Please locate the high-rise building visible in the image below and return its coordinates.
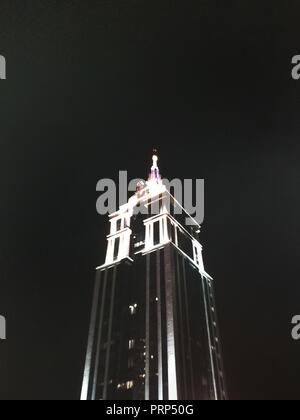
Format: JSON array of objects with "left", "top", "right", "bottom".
[{"left": 81, "top": 153, "right": 227, "bottom": 401}]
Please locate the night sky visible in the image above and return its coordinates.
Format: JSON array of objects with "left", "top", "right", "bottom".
[{"left": 0, "top": 0, "right": 300, "bottom": 400}]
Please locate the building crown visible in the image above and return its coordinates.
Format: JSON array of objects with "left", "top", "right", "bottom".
[{"left": 100, "top": 152, "right": 205, "bottom": 276}]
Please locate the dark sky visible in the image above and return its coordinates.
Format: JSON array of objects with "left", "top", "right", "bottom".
[{"left": 0, "top": 0, "right": 300, "bottom": 400}]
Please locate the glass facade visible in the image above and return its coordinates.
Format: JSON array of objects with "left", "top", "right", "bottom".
[{"left": 81, "top": 243, "right": 226, "bottom": 400}]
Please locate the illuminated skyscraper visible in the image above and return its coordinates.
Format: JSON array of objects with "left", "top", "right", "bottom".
[{"left": 81, "top": 153, "right": 227, "bottom": 401}]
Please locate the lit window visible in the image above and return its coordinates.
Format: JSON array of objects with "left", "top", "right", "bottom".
[
  {"left": 117, "top": 381, "right": 134, "bottom": 390},
  {"left": 153, "top": 221, "right": 160, "bottom": 246},
  {"left": 134, "top": 241, "right": 145, "bottom": 249},
  {"left": 194, "top": 247, "right": 199, "bottom": 265},
  {"left": 126, "top": 381, "right": 134, "bottom": 390},
  {"left": 129, "top": 304, "right": 138, "bottom": 315},
  {"left": 116, "top": 219, "right": 122, "bottom": 231},
  {"left": 129, "top": 340, "right": 135, "bottom": 350},
  {"left": 128, "top": 357, "right": 134, "bottom": 368},
  {"left": 113, "top": 237, "right": 120, "bottom": 261}
]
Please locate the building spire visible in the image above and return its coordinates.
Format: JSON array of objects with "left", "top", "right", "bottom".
[{"left": 149, "top": 149, "right": 161, "bottom": 184}]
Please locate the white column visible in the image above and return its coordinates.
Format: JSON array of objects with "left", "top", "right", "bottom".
[
  {"left": 145, "top": 223, "right": 153, "bottom": 250},
  {"left": 118, "top": 235, "right": 124, "bottom": 260},
  {"left": 105, "top": 239, "right": 114, "bottom": 264},
  {"left": 159, "top": 218, "right": 164, "bottom": 244},
  {"left": 174, "top": 225, "right": 178, "bottom": 246}
]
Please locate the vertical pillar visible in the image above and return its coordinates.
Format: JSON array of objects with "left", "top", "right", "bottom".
[
  {"left": 156, "top": 250, "right": 163, "bottom": 400},
  {"left": 80, "top": 270, "right": 102, "bottom": 401},
  {"left": 106, "top": 239, "right": 114, "bottom": 264},
  {"left": 145, "top": 254, "right": 150, "bottom": 400},
  {"left": 103, "top": 268, "right": 117, "bottom": 400},
  {"left": 164, "top": 245, "right": 178, "bottom": 400},
  {"left": 201, "top": 275, "right": 218, "bottom": 400},
  {"left": 91, "top": 270, "right": 108, "bottom": 400}
]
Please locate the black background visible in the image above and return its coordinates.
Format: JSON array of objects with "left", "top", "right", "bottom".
[{"left": 0, "top": 0, "right": 300, "bottom": 400}]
